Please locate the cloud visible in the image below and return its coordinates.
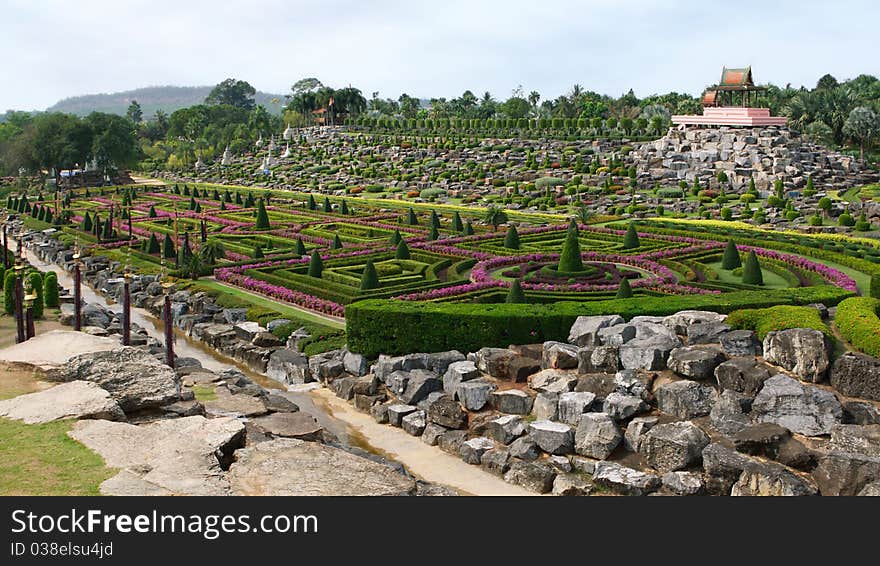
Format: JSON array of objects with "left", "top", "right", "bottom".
[{"left": 0, "top": 0, "right": 877, "bottom": 111}]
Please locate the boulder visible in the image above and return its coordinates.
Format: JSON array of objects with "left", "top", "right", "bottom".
[
  {"left": 577, "top": 345, "right": 620, "bottom": 374},
  {"left": 568, "top": 315, "right": 625, "bottom": 346},
  {"left": 401, "top": 410, "right": 427, "bottom": 436},
  {"left": 342, "top": 351, "right": 368, "bottom": 376},
  {"left": 529, "top": 420, "right": 574, "bottom": 455},
  {"left": 624, "top": 416, "right": 659, "bottom": 452},
  {"left": 455, "top": 379, "right": 495, "bottom": 411},
  {"left": 719, "top": 329, "right": 762, "bottom": 357},
  {"left": 387, "top": 404, "right": 418, "bottom": 427},
  {"left": 843, "top": 401, "right": 880, "bottom": 425},
  {"left": 592, "top": 461, "right": 661, "bottom": 496},
  {"left": 542, "top": 341, "right": 579, "bottom": 369},
  {"left": 557, "top": 391, "right": 596, "bottom": 425},
  {"left": 529, "top": 369, "right": 577, "bottom": 394},
  {"left": 398, "top": 369, "right": 442, "bottom": 405},
  {"left": 531, "top": 392, "right": 559, "bottom": 421},
  {"left": 858, "top": 482, "right": 880, "bottom": 496},
  {"left": 830, "top": 353, "right": 880, "bottom": 401},
  {"left": 574, "top": 413, "right": 622, "bottom": 459},
  {"left": 266, "top": 349, "right": 310, "bottom": 385},
  {"left": 731, "top": 462, "right": 818, "bottom": 496},
  {"left": 830, "top": 424, "right": 880, "bottom": 457},
  {"left": 233, "top": 321, "right": 263, "bottom": 342},
  {"left": 687, "top": 322, "right": 731, "bottom": 345},
  {"left": 263, "top": 394, "right": 299, "bottom": 413},
  {"left": 490, "top": 389, "right": 534, "bottom": 415},
  {"left": 602, "top": 392, "right": 647, "bottom": 421},
  {"left": 667, "top": 346, "right": 726, "bottom": 380},
  {"left": 473, "top": 348, "right": 517, "bottom": 379},
  {"left": 575, "top": 373, "right": 617, "bottom": 400},
  {"left": 732, "top": 423, "right": 791, "bottom": 456},
  {"left": 663, "top": 310, "right": 726, "bottom": 335},
  {"left": 714, "top": 357, "right": 771, "bottom": 397},
  {"left": 751, "top": 374, "right": 842, "bottom": 436},
  {"left": 427, "top": 396, "right": 468, "bottom": 429},
  {"left": 0, "top": 381, "right": 125, "bottom": 424},
  {"left": 480, "top": 448, "right": 511, "bottom": 476},
  {"left": 613, "top": 369, "right": 653, "bottom": 401},
  {"left": 655, "top": 380, "right": 717, "bottom": 419},
  {"left": 505, "top": 357, "right": 542, "bottom": 383},
  {"left": 702, "top": 442, "right": 754, "bottom": 495},
  {"left": 436, "top": 430, "right": 469, "bottom": 455},
  {"left": 460, "top": 437, "right": 495, "bottom": 464},
  {"left": 710, "top": 390, "right": 752, "bottom": 435},
  {"left": 204, "top": 387, "right": 269, "bottom": 418},
  {"left": 252, "top": 331, "right": 282, "bottom": 348},
  {"left": 52, "top": 347, "right": 180, "bottom": 412},
  {"left": 662, "top": 471, "right": 705, "bottom": 496},
  {"left": 251, "top": 412, "right": 323, "bottom": 441},
  {"left": 762, "top": 328, "right": 829, "bottom": 383},
  {"left": 508, "top": 436, "right": 540, "bottom": 461},
  {"left": 483, "top": 415, "right": 527, "bottom": 445},
  {"left": 640, "top": 421, "right": 710, "bottom": 473},
  {"left": 442, "top": 360, "right": 480, "bottom": 394},
  {"left": 503, "top": 460, "right": 556, "bottom": 493},
  {"left": 370, "top": 403, "right": 389, "bottom": 424},
  {"left": 421, "top": 423, "right": 446, "bottom": 446},
  {"left": 812, "top": 451, "right": 880, "bottom": 496},
  {"left": 597, "top": 324, "right": 636, "bottom": 346},
  {"left": 618, "top": 327, "right": 681, "bottom": 371},
  {"left": 553, "top": 473, "right": 592, "bottom": 496}
]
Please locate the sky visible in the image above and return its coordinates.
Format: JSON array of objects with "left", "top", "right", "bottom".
[{"left": 1, "top": 0, "right": 877, "bottom": 112}]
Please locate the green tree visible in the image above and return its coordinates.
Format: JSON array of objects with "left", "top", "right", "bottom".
[
  {"left": 253, "top": 243, "right": 264, "bottom": 258},
  {"left": 43, "top": 271, "right": 59, "bottom": 308},
  {"left": 615, "top": 277, "right": 633, "bottom": 299},
  {"left": 4, "top": 270, "right": 15, "bottom": 315},
  {"left": 430, "top": 209, "right": 440, "bottom": 229},
  {"left": 503, "top": 224, "right": 520, "bottom": 249},
  {"left": 296, "top": 237, "right": 307, "bottom": 256},
  {"left": 818, "top": 196, "right": 832, "bottom": 216},
  {"left": 341, "top": 200, "right": 350, "bottom": 215},
  {"left": 331, "top": 234, "right": 343, "bottom": 249},
  {"left": 843, "top": 106, "right": 879, "bottom": 164},
  {"left": 308, "top": 250, "right": 323, "bottom": 277},
  {"left": 359, "top": 260, "right": 379, "bottom": 290},
  {"left": 102, "top": 216, "right": 114, "bottom": 240},
  {"left": 81, "top": 212, "right": 93, "bottom": 232},
  {"left": 26, "top": 271, "right": 44, "bottom": 319},
  {"left": 395, "top": 239, "right": 411, "bottom": 260},
  {"left": 505, "top": 279, "right": 527, "bottom": 303},
  {"left": 407, "top": 208, "right": 419, "bottom": 225},
  {"left": 205, "top": 78, "right": 257, "bottom": 110},
  {"left": 622, "top": 222, "right": 640, "bottom": 249},
  {"left": 323, "top": 197, "right": 332, "bottom": 213},
  {"left": 255, "top": 198, "right": 271, "bottom": 230},
  {"left": 148, "top": 205, "right": 157, "bottom": 217},
  {"left": 389, "top": 229, "right": 402, "bottom": 245},
  {"left": 427, "top": 225, "right": 439, "bottom": 241},
  {"left": 721, "top": 240, "right": 742, "bottom": 270},
  {"left": 483, "top": 205, "right": 508, "bottom": 230},
  {"left": 126, "top": 100, "right": 143, "bottom": 123},
  {"left": 558, "top": 221, "right": 583, "bottom": 272},
  {"left": 162, "top": 234, "right": 176, "bottom": 259},
  {"left": 742, "top": 251, "right": 764, "bottom": 285},
  {"left": 147, "top": 233, "right": 161, "bottom": 254},
  {"left": 307, "top": 194, "right": 317, "bottom": 210},
  {"left": 199, "top": 239, "right": 226, "bottom": 265},
  {"left": 464, "top": 221, "right": 474, "bottom": 236},
  {"left": 855, "top": 213, "right": 871, "bottom": 231},
  {"left": 451, "top": 211, "right": 463, "bottom": 232}
]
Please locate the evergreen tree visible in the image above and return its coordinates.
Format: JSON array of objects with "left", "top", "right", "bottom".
[
  {"left": 616, "top": 277, "right": 633, "bottom": 299},
  {"left": 245, "top": 192, "right": 255, "bottom": 208},
  {"left": 44, "top": 209, "right": 53, "bottom": 224},
  {"left": 407, "top": 207, "right": 419, "bottom": 225},
  {"left": 430, "top": 209, "right": 440, "bottom": 229},
  {"left": 253, "top": 244, "right": 264, "bottom": 259},
  {"left": 148, "top": 205, "right": 157, "bottom": 217},
  {"left": 308, "top": 194, "right": 316, "bottom": 210},
  {"left": 255, "top": 198, "right": 271, "bottom": 230},
  {"left": 428, "top": 225, "right": 439, "bottom": 241},
  {"left": 43, "top": 271, "right": 59, "bottom": 308},
  {"left": 503, "top": 225, "right": 520, "bottom": 249},
  {"left": 332, "top": 234, "right": 343, "bottom": 249},
  {"left": 3, "top": 270, "right": 15, "bottom": 315},
  {"left": 341, "top": 200, "right": 350, "bottom": 215},
  {"left": 162, "top": 234, "right": 176, "bottom": 259},
  {"left": 721, "top": 239, "right": 742, "bottom": 270},
  {"left": 452, "top": 211, "right": 464, "bottom": 232},
  {"left": 189, "top": 196, "right": 196, "bottom": 210},
  {"left": 220, "top": 201, "right": 227, "bottom": 210},
  {"left": 147, "top": 233, "right": 160, "bottom": 254},
  {"left": 742, "top": 251, "right": 764, "bottom": 285},
  {"left": 194, "top": 202, "right": 202, "bottom": 213},
  {"left": 505, "top": 279, "right": 527, "bottom": 303},
  {"left": 395, "top": 238, "right": 411, "bottom": 260},
  {"left": 102, "top": 216, "right": 114, "bottom": 240},
  {"left": 464, "top": 221, "right": 474, "bottom": 236},
  {"left": 82, "top": 212, "right": 93, "bottom": 232},
  {"left": 389, "top": 229, "right": 402, "bottom": 245},
  {"left": 622, "top": 222, "right": 640, "bottom": 249},
  {"left": 235, "top": 192, "right": 243, "bottom": 205},
  {"left": 558, "top": 221, "right": 584, "bottom": 272},
  {"left": 296, "top": 237, "right": 307, "bottom": 256},
  {"left": 323, "top": 197, "right": 332, "bottom": 213},
  {"left": 359, "top": 260, "right": 379, "bottom": 290},
  {"left": 308, "top": 250, "right": 323, "bottom": 278}
]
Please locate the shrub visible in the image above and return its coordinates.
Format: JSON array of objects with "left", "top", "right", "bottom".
[
  {"left": 360, "top": 260, "right": 380, "bottom": 291},
  {"left": 503, "top": 225, "right": 520, "bottom": 250},
  {"left": 742, "top": 251, "right": 763, "bottom": 285},
  {"left": 855, "top": 213, "right": 871, "bottom": 231},
  {"left": 835, "top": 297, "right": 880, "bottom": 357},
  {"left": 622, "top": 222, "right": 640, "bottom": 249},
  {"left": 721, "top": 240, "right": 742, "bottom": 270},
  {"left": 395, "top": 239, "right": 411, "bottom": 260},
  {"left": 615, "top": 277, "right": 633, "bottom": 299},
  {"left": 727, "top": 305, "right": 829, "bottom": 339},
  {"left": 838, "top": 213, "right": 855, "bottom": 227},
  {"left": 4, "top": 270, "right": 15, "bottom": 315},
  {"left": 505, "top": 279, "right": 526, "bottom": 303},
  {"left": 558, "top": 222, "right": 583, "bottom": 272},
  {"left": 308, "top": 251, "right": 323, "bottom": 278},
  {"left": 26, "top": 271, "right": 44, "bottom": 319},
  {"left": 43, "top": 271, "right": 59, "bottom": 308}
]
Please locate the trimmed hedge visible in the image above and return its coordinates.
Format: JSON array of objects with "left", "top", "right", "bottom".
[
  {"left": 835, "top": 297, "right": 880, "bottom": 358},
  {"left": 346, "top": 285, "right": 853, "bottom": 358},
  {"left": 727, "top": 305, "right": 829, "bottom": 339}
]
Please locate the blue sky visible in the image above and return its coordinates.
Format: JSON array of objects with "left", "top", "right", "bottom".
[{"left": 1, "top": 0, "right": 877, "bottom": 112}]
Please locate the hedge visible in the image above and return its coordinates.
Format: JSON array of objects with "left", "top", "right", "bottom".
[
  {"left": 834, "top": 297, "right": 880, "bottom": 358},
  {"left": 346, "top": 285, "right": 853, "bottom": 358},
  {"left": 727, "top": 305, "right": 830, "bottom": 339}
]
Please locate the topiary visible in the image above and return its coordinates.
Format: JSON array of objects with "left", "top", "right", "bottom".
[
  {"left": 296, "top": 237, "right": 307, "bottom": 256},
  {"left": 742, "top": 251, "right": 764, "bottom": 285},
  {"left": 615, "top": 277, "right": 633, "bottom": 299},
  {"left": 3, "top": 270, "right": 15, "bottom": 315},
  {"left": 255, "top": 198, "right": 271, "bottom": 230},
  {"left": 721, "top": 239, "right": 742, "bottom": 270},
  {"left": 43, "top": 271, "right": 59, "bottom": 308},
  {"left": 308, "top": 250, "right": 323, "bottom": 278},
  {"left": 503, "top": 225, "right": 520, "bottom": 250},
  {"left": 505, "top": 279, "right": 527, "bottom": 303},
  {"left": 622, "top": 222, "right": 640, "bottom": 249},
  {"left": 27, "top": 271, "right": 44, "bottom": 319},
  {"left": 360, "top": 260, "right": 380, "bottom": 291},
  {"left": 558, "top": 221, "right": 584, "bottom": 272},
  {"left": 395, "top": 239, "right": 411, "bottom": 260}
]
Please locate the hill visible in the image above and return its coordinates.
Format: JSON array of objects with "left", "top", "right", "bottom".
[{"left": 45, "top": 85, "right": 287, "bottom": 117}]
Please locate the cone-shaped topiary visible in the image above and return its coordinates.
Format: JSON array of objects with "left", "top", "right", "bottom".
[
  {"left": 360, "top": 260, "right": 379, "bottom": 290},
  {"left": 505, "top": 279, "right": 527, "bottom": 303},
  {"left": 395, "top": 238, "right": 411, "bottom": 260},
  {"left": 102, "top": 216, "right": 113, "bottom": 240},
  {"left": 622, "top": 222, "right": 640, "bottom": 249},
  {"left": 341, "top": 200, "right": 349, "bottom": 215},
  {"left": 308, "top": 250, "right": 323, "bottom": 278},
  {"left": 742, "top": 251, "right": 763, "bottom": 285},
  {"left": 427, "top": 225, "right": 439, "bottom": 241},
  {"left": 721, "top": 239, "right": 742, "bottom": 270},
  {"left": 255, "top": 198, "right": 271, "bottom": 230},
  {"left": 163, "top": 234, "right": 176, "bottom": 259},
  {"left": 323, "top": 197, "right": 332, "bottom": 213},
  {"left": 430, "top": 210, "right": 440, "bottom": 228},
  {"left": 245, "top": 193, "right": 255, "bottom": 208},
  {"left": 615, "top": 277, "right": 633, "bottom": 299},
  {"left": 147, "top": 233, "right": 160, "bottom": 254},
  {"left": 407, "top": 208, "right": 418, "bottom": 225},
  {"left": 558, "top": 221, "right": 583, "bottom": 273},
  {"left": 389, "top": 229, "right": 402, "bottom": 245},
  {"left": 332, "top": 234, "right": 343, "bottom": 249},
  {"left": 4, "top": 270, "right": 15, "bottom": 315},
  {"left": 452, "top": 211, "right": 463, "bottom": 232},
  {"left": 82, "top": 212, "right": 92, "bottom": 232},
  {"left": 307, "top": 194, "right": 316, "bottom": 210},
  {"left": 503, "top": 225, "right": 520, "bottom": 249},
  {"left": 464, "top": 221, "right": 474, "bottom": 236},
  {"left": 253, "top": 244, "right": 264, "bottom": 259},
  {"left": 296, "top": 237, "right": 307, "bottom": 256}
]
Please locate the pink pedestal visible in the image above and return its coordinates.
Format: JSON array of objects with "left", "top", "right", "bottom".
[{"left": 672, "top": 107, "right": 788, "bottom": 127}]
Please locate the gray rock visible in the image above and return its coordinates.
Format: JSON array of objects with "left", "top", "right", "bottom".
[
  {"left": 624, "top": 416, "right": 659, "bottom": 452},
  {"left": 812, "top": 451, "right": 880, "bottom": 496},
  {"left": 264, "top": 394, "right": 299, "bottom": 413},
  {"left": 553, "top": 473, "right": 592, "bottom": 496},
  {"left": 592, "top": 461, "right": 661, "bottom": 496},
  {"left": 490, "top": 389, "right": 534, "bottom": 415},
  {"left": 370, "top": 403, "right": 389, "bottom": 424},
  {"left": 844, "top": 401, "right": 880, "bottom": 425},
  {"left": 558, "top": 391, "right": 597, "bottom": 425},
  {"left": 598, "top": 324, "right": 636, "bottom": 346},
  {"left": 640, "top": 421, "right": 710, "bottom": 473},
  {"left": 437, "top": 430, "right": 469, "bottom": 455},
  {"left": 427, "top": 396, "right": 468, "bottom": 429},
  {"left": 480, "top": 448, "right": 511, "bottom": 476},
  {"left": 732, "top": 422, "right": 791, "bottom": 455},
  {"left": 542, "top": 341, "right": 579, "bottom": 369},
  {"left": 751, "top": 374, "right": 842, "bottom": 436},
  {"left": 233, "top": 321, "right": 263, "bottom": 342},
  {"left": 425, "top": 350, "right": 467, "bottom": 375},
  {"left": 266, "top": 349, "right": 311, "bottom": 385},
  {"left": 602, "top": 392, "right": 647, "bottom": 421},
  {"left": 858, "top": 482, "right": 880, "bottom": 496},
  {"left": 265, "top": 319, "right": 292, "bottom": 332},
  {"left": 531, "top": 392, "right": 559, "bottom": 421},
  {"left": 421, "top": 423, "right": 447, "bottom": 446},
  {"left": 830, "top": 424, "right": 880, "bottom": 457},
  {"left": 613, "top": 369, "right": 653, "bottom": 400},
  {"left": 251, "top": 412, "right": 323, "bottom": 441},
  {"left": 574, "top": 413, "right": 622, "bottom": 459},
  {"left": 667, "top": 346, "right": 726, "bottom": 380},
  {"left": 731, "top": 461, "right": 818, "bottom": 496},
  {"left": 568, "top": 315, "right": 625, "bottom": 346},
  {"left": 473, "top": 348, "right": 518, "bottom": 380},
  {"left": 504, "top": 460, "right": 556, "bottom": 493},
  {"left": 386, "top": 404, "right": 418, "bottom": 427},
  {"left": 529, "top": 369, "right": 578, "bottom": 394},
  {"left": 401, "top": 410, "right": 427, "bottom": 436},
  {"left": 710, "top": 390, "right": 752, "bottom": 435},
  {"left": 342, "top": 351, "right": 368, "bottom": 376},
  {"left": 529, "top": 420, "right": 574, "bottom": 455},
  {"left": 442, "top": 360, "right": 480, "bottom": 394},
  {"left": 398, "top": 369, "right": 442, "bottom": 405},
  {"left": 762, "top": 328, "right": 829, "bottom": 383},
  {"left": 483, "top": 415, "right": 526, "bottom": 445},
  {"left": 687, "top": 321, "right": 731, "bottom": 345},
  {"left": 663, "top": 310, "right": 726, "bottom": 335},
  {"left": 577, "top": 345, "right": 620, "bottom": 373},
  {"left": 0, "top": 381, "right": 125, "bottom": 424},
  {"left": 509, "top": 436, "right": 540, "bottom": 461},
  {"left": 702, "top": 442, "right": 754, "bottom": 495},
  {"left": 455, "top": 379, "right": 495, "bottom": 411},
  {"left": 714, "top": 357, "right": 771, "bottom": 397},
  {"left": 570, "top": 456, "right": 599, "bottom": 475},
  {"left": 662, "top": 471, "right": 705, "bottom": 495},
  {"left": 460, "top": 437, "right": 495, "bottom": 464},
  {"left": 252, "top": 331, "right": 282, "bottom": 348},
  {"left": 618, "top": 327, "right": 681, "bottom": 371},
  {"left": 655, "top": 380, "right": 717, "bottom": 419},
  {"left": 830, "top": 353, "right": 880, "bottom": 401},
  {"left": 548, "top": 455, "right": 572, "bottom": 473},
  {"left": 719, "top": 329, "right": 762, "bottom": 357}
]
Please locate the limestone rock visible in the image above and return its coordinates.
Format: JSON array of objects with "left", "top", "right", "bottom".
[
  {"left": 710, "top": 390, "right": 752, "bottom": 435},
  {"left": 624, "top": 416, "right": 658, "bottom": 452},
  {"left": 592, "top": 461, "right": 661, "bottom": 496},
  {"left": 504, "top": 460, "right": 556, "bottom": 493},
  {"left": 387, "top": 404, "right": 418, "bottom": 426},
  {"left": 480, "top": 448, "right": 511, "bottom": 476},
  {"left": 442, "top": 360, "right": 480, "bottom": 394},
  {"left": 714, "top": 357, "right": 771, "bottom": 397},
  {"left": 830, "top": 424, "right": 880, "bottom": 457},
  {"left": 490, "top": 389, "right": 534, "bottom": 415},
  {"left": 655, "top": 380, "right": 717, "bottom": 419},
  {"left": 531, "top": 392, "right": 559, "bottom": 421},
  {"left": 0, "top": 381, "right": 124, "bottom": 424},
  {"left": 812, "top": 451, "right": 880, "bottom": 496},
  {"left": 602, "top": 392, "right": 647, "bottom": 421},
  {"left": 557, "top": 391, "right": 596, "bottom": 425},
  {"left": 483, "top": 414, "right": 527, "bottom": 445},
  {"left": 830, "top": 353, "right": 880, "bottom": 401},
  {"left": 251, "top": 412, "right": 323, "bottom": 441},
  {"left": 427, "top": 396, "right": 468, "bottom": 429},
  {"left": 460, "top": 437, "right": 495, "bottom": 464},
  {"left": 640, "top": 421, "right": 710, "bottom": 473},
  {"left": 568, "top": 315, "right": 624, "bottom": 346},
  {"left": 667, "top": 346, "right": 725, "bottom": 380},
  {"left": 751, "top": 374, "right": 842, "bottom": 436},
  {"left": 574, "top": 413, "right": 622, "bottom": 459},
  {"left": 508, "top": 436, "right": 540, "bottom": 461},
  {"left": 529, "top": 420, "right": 574, "bottom": 455},
  {"left": 266, "top": 349, "right": 310, "bottom": 384},
  {"left": 529, "top": 369, "right": 577, "bottom": 394},
  {"left": 762, "top": 328, "right": 829, "bottom": 383},
  {"left": 553, "top": 473, "right": 592, "bottom": 496},
  {"left": 719, "top": 329, "right": 762, "bottom": 357},
  {"left": 401, "top": 410, "right": 427, "bottom": 436},
  {"left": 542, "top": 341, "right": 579, "bottom": 369},
  {"left": 455, "top": 379, "right": 495, "bottom": 411},
  {"left": 662, "top": 471, "right": 705, "bottom": 496}
]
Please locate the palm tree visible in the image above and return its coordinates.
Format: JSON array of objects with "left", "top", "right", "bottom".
[
  {"left": 483, "top": 205, "right": 508, "bottom": 230},
  {"left": 199, "top": 239, "right": 226, "bottom": 265},
  {"left": 574, "top": 205, "right": 594, "bottom": 225}
]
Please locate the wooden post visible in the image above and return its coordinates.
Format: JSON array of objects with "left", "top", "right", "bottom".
[
  {"left": 73, "top": 261, "right": 82, "bottom": 331},
  {"left": 25, "top": 306, "right": 34, "bottom": 340},
  {"left": 122, "top": 274, "right": 131, "bottom": 346},
  {"left": 163, "top": 293, "right": 174, "bottom": 368},
  {"left": 14, "top": 264, "right": 25, "bottom": 343}
]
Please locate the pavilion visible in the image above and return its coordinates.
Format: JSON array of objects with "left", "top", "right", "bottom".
[{"left": 672, "top": 66, "right": 787, "bottom": 127}]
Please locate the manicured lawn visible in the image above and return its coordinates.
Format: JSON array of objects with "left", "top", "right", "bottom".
[{"left": 707, "top": 261, "right": 791, "bottom": 289}]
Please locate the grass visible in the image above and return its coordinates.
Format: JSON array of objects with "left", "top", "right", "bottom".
[
  {"left": 707, "top": 261, "right": 791, "bottom": 289},
  {"left": 191, "top": 384, "right": 217, "bottom": 401}
]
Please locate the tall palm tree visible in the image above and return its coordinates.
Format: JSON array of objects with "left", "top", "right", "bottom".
[
  {"left": 483, "top": 205, "right": 508, "bottom": 230},
  {"left": 199, "top": 239, "right": 226, "bottom": 265}
]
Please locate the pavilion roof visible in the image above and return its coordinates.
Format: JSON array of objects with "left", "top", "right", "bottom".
[{"left": 714, "top": 66, "right": 764, "bottom": 91}]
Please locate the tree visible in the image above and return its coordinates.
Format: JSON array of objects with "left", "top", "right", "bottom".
[
  {"left": 843, "top": 106, "right": 879, "bottom": 164},
  {"left": 430, "top": 209, "right": 440, "bottom": 229},
  {"left": 558, "top": 221, "right": 584, "bottom": 272},
  {"left": 742, "top": 251, "right": 764, "bottom": 285},
  {"left": 427, "top": 225, "right": 439, "bottom": 241},
  {"left": 341, "top": 200, "right": 350, "bottom": 215},
  {"left": 199, "top": 239, "right": 226, "bottom": 265},
  {"left": 483, "top": 205, "right": 508, "bottom": 230},
  {"left": 323, "top": 197, "right": 332, "bottom": 213},
  {"left": 308, "top": 194, "right": 317, "bottom": 210},
  {"left": 503, "top": 225, "right": 520, "bottom": 249},
  {"left": 721, "top": 240, "right": 742, "bottom": 270},
  {"left": 818, "top": 196, "right": 832, "bottom": 216},
  {"left": 451, "top": 211, "right": 464, "bottom": 232},
  {"left": 464, "top": 221, "right": 475, "bottom": 236},
  {"left": 102, "top": 215, "right": 114, "bottom": 239},
  {"left": 253, "top": 244, "right": 264, "bottom": 258},
  {"left": 855, "top": 213, "right": 872, "bottom": 231},
  {"left": 407, "top": 208, "right": 418, "bottom": 225},
  {"left": 87, "top": 112, "right": 139, "bottom": 171},
  {"left": 148, "top": 205, "right": 157, "bottom": 217},
  {"left": 332, "top": 234, "right": 343, "bottom": 249},
  {"left": 360, "top": 260, "right": 379, "bottom": 290},
  {"left": 162, "top": 234, "right": 176, "bottom": 259},
  {"left": 43, "top": 271, "right": 59, "bottom": 308},
  {"left": 615, "top": 277, "right": 633, "bottom": 299},
  {"left": 505, "top": 279, "right": 527, "bottom": 303},
  {"left": 4, "top": 270, "right": 15, "bottom": 315},
  {"left": 308, "top": 250, "right": 323, "bottom": 277},
  {"left": 255, "top": 198, "right": 271, "bottom": 230},
  {"left": 126, "top": 100, "right": 143, "bottom": 124},
  {"left": 26, "top": 271, "right": 44, "bottom": 319},
  {"left": 205, "top": 78, "right": 256, "bottom": 110},
  {"left": 146, "top": 233, "right": 160, "bottom": 254},
  {"left": 395, "top": 239, "right": 411, "bottom": 260},
  {"left": 295, "top": 238, "right": 307, "bottom": 256},
  {"left": 622, "top": 222, "right": 640, "bottom": 249},
  {"left": 389, "top": 229, "right": 402, "bottom": 245}
]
